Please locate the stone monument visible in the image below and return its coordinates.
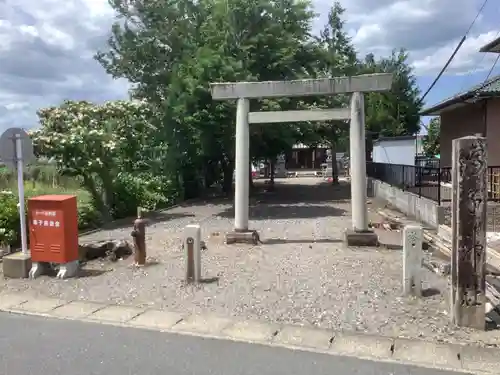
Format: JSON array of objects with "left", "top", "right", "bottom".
[
  {"left": 274, "top": 154, "right": 287, "bottom": 178},
  {"left": 450, "top": 136, "right": 487, "bottom": 330}
]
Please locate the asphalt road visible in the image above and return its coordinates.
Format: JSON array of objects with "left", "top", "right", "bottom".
[{"left": 0, "top": 312, "right": 469, "bottom": 375}]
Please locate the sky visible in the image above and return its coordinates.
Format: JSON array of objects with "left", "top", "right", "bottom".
[{"left": 0, "top": 0, "right": 499, "bottom": 133}]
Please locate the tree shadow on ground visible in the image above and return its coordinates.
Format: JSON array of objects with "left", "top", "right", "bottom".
[
  {"left": 81, "top": 212, "right": 195, "bottom": 234},
  {"left": 422, "top": 287, "right": 440, "bottom": 298},
  {"left": 486, "top": 305, "right": 500, "bottom": 331},
  {"left": 143, "top": 212, "right": 196, "bottom": 225},
  {"left": 262, "top": 238, "right": 343, "bottom": 245},
  {"left": 378, "top": 242, "right": 403, "bottom": 250},
  {"left": 253, "top": 180, "right": 352, "bottom": 204},
  {"left": 216, "top": 204, "right": 346, "bottom": 220},
  {"left": 78, "top": 268, "right": 109, "bottom": 278}
]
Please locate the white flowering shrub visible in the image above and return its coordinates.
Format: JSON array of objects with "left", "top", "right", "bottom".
[
  {"left": 33, "top": 100, "right": 155, "bottom": 173},
  {"left": 32, "top": 100, "right": 176, "bottom": 221}
]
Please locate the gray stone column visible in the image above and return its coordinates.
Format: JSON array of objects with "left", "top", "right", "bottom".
[
  {"left": 349, "top": 92, "right": 368, "bottom": 231},
  {"left": 324, "top": 149, "right": 333, "bottom": 179},
  {"left": 234, "top": 98, "right": 250, "bottom": 231},
  {"left": 274, "top": 154, "right": 287, "bottom": 178},
  {"left": 225, "top": 98, "right": 260, "bottom": 245},
  {"left": 344, "top": 92, "right": 378, "bottom": 246},
  {"left": 450, "top": 136, "right": 487, "bottom": 330}
]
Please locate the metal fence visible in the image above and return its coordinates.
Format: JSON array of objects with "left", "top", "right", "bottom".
[
  {"left": 367, "top": 162, "right": 500, "bottom": 204},
  {"left": 367, "top": 162, "right": 445, "bottom": 203},
  {"left": 368, "top": 162, "right": 500, "bottom": 233},
  {"left": 415, "top": 156, "right": 440, "bottom": 169},
  {"left": 437, "top": 166, "right": 500, "bottom": 203}
]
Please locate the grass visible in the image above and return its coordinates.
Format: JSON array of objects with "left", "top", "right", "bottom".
[
  {"left": 12, "top": 185, "right": 92, "bottom": 215},
  {"left": 0, "top": 163, "right": 87, "bottom": 199},
  {"left": 0, "top": 177, "right": 90, "bottom": 204},
  {"left": 0, "top": 164, "right": 95, "bottom": 222}
]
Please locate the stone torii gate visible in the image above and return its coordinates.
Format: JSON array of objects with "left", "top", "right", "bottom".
[
  {"left": 250, "top": 108, "right": 351, "bottom": 179},
  {"left": 210, "top": 73, "right": 393, "bottom": 245}
]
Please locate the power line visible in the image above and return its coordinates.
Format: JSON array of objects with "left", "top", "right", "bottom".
[
  {"left": 484, "top": 54, "right": 500, "bottom": 82},
  {"left": 420, "top": 0, "right": 489, "bottom": 103},
  {"left": 420, "top": 36, "right": 466, "bottom": 103},
  {"left": 458, "top": 29, "right": 500, "bottom": 93},
  {"left": 465, "top": 0, "right": 489, "bottom": 35}
]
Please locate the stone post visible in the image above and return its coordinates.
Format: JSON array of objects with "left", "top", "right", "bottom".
[
  {"left": 450, "top": 136, "right": 487, "bottom": 330},
  {"left": 403, "top": 225, "right": 423, "bottom": 296},
  {"left": 184, "top": 224, "right": 201, "bottom": 283},
  {"left": 344, "top": 92, "right": 378, "bottom": 246},
  {"left": 131, "top": 207, "right": 147, "bottom": 266},
  {"left": 274, "top": 154, "right": 287, "bottom": 178},
  {"left": 324, "top": 149, "right": 333, "bottom": 179}
]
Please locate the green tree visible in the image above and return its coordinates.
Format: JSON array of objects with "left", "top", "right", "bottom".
[
  {"left": 314, "top": 1, "right": 357, "bottom": 152},
  {"left": 422, "top": 117, "right": 440, "bottom": 157},
  {"left": 361, "top": 49, "right": 422, "bottom": 138},
  {"left": 294, "top": 2, "right": 357, "bottom": 178},
  {"left": 96, "top": 0, "right": 322, "bottom": 194}
]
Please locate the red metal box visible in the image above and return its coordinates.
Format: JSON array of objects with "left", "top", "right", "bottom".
[{"left": 28, "top": 195, "right": 79, "bottom": 264}]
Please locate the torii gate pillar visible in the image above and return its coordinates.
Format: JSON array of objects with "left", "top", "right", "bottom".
[
  {"left": 343, "top": 92, "right": 378, "bottom": 246},
  {"left": 210, "top": 74, "right": 392, "bottom": 246}
]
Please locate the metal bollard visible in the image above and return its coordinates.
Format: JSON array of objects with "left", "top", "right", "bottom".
[
  {"left": 131, "top": 207, "right": 147, "bottom": 266},
  {"left": 184, "top": 224, "right": 201, "bottom": 283},
  {"left": 403, "top": 225, "right": 423, "bottom": 296}
]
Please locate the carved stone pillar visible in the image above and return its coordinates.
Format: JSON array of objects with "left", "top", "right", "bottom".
[
  {"left": 451, "top": 136, "right": 487, "bottom": 330},
  {"left": 274, "top": 154, "right": 287, "bottom": 178}
]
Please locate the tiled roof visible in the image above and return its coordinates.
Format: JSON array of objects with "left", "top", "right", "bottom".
[
  {"left": 479, "top": 36, "right": 500, "bottom": 53},
  {"left": 478, "top": 76, "right": 500, "bottom": 93},
  {"left": 420, "top": 74, "right": 500, "bottom": 116}
]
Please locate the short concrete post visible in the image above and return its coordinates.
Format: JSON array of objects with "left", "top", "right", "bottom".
[
  {"left": 184, "top": 224, "right": 201, "bottom": 283},
  {"left": 234, "top": 98, "right": 250, "bottom": 232},
  {"left": 131, "top": 207, "right": 147, "bottom": 266},
  {"left": 403, "top": 225, "right": 423, "bottom": 296},
  {"left": 450, "top": 136, "right": 487, "bottom": 330}
]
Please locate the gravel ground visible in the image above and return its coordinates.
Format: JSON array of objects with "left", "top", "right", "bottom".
[{"left": 2, "top": 178, "right": 500, "bottom": 346}]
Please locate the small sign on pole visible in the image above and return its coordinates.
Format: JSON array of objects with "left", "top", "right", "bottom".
[{"left": 0, "top": 128, "right": 35, "bottom": 255}]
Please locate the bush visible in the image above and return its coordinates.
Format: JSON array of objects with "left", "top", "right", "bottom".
[
  {"left": 111, "top": 172, "right": 179, "bottom": 219},
  {"left": 77, "top": 196, "right": 103, "bottom": 230},
  {"left": 0, "top": 191, "right": 20, "bottom": 247},
  {"left": 0, "top": 187, "right": 100, "bottom": 248},
  {"left": 0, "top": 171, "right": 184, "bottom": 248}
]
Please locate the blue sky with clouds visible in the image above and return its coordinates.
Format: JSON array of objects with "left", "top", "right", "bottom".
[{"left": 0, "top": 0, "right": 499, "bottom": 133}]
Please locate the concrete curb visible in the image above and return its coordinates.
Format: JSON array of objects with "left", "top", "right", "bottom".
[{"left": 0, "top": 293, "right": 497, "bottom": 374}]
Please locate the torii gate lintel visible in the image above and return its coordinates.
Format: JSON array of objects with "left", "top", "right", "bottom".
[{"left": 209, "top": 73, "right": 393, "bottom": 246}]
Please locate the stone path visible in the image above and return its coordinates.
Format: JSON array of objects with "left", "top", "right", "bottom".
[{"left": 1, "top": 178, "right": 500, "bottom": 348}]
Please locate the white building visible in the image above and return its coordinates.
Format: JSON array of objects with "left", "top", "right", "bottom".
[{"left": 372, "top": 135, "right": 423, "bottom": 166}]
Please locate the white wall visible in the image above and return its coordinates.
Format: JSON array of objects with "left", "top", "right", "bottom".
[{"left": 372, "top": 139, "right": 416, "bottom": 165}]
